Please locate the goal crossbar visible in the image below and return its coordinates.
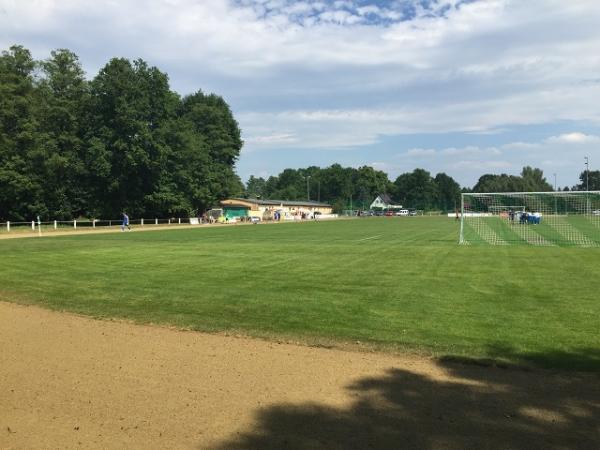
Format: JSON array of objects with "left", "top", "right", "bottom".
[{"left": 465, "top": 191, "right": 600, "bottom": 196}]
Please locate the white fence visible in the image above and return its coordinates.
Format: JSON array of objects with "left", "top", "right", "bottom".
[
  {"left": 0, "top": 217, "right": 193, "bottom": 233},
  {"left": 0, "top": 214, "right": 346, "bottom": 234}
]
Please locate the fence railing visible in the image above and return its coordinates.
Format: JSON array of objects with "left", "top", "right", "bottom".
[{"left": 0, "top": 217, "right": 193, "bottom": 234}]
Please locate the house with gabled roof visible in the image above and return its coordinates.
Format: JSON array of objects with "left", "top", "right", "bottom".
[{"left": 369, "top": 193, "right": 402, "bottom": 210}]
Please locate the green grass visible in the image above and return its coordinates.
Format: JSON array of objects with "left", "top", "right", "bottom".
[
  {"left": 463, "top": 215, "right": 600, "bottom": 246},
  {"left": 1, "top": 217, "right": 599, "bottom": 371}
]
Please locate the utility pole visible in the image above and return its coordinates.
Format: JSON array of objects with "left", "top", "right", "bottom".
[
  {"left": 585, "top": 156, "right": 589, "bottom": 191},
  {"left": 306, "top": 175, "right": 311, "bottom": 201},
  {"left": 553, "top": 173, "right": 557, "bottom": 215},
  {"left": 585, "top": 156, "right": 590, "bottom": 214},
  {"left": 318, "top": 181, "right": 321, "bottom": 203}
]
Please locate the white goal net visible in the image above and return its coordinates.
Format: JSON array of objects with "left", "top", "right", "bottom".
[{"left": 459, "top": 191, "right": 600, "bottom": 246}]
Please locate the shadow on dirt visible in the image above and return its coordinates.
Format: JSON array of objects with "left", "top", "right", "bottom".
[
  {"left": 440, "top": 344, "right": 600, "bottom": 373},
  {"left": 210, "top": 355, "right": 600, "bottom": 450}
]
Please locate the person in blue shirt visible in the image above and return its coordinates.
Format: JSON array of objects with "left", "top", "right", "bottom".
[{"left": 121, "top": 212, "right": 131, "bottom": 231}]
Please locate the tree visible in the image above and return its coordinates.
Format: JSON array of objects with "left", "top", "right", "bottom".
[
  {"left": 0, "top": 45, "right": 44, "bottom": 221},
  {"left": 276, "top": 168, "right": 305, "bottom": 200},
  {"left": 85, "top": 58, "right": 171, "bottom": 216},
  {"left": 353, "top": 165, "right": 392, "bottom": 209},
  {"left": 179, "top": 91, "right": 244, "bottom": 211},
  {"left": 245, "top": 176, "right": 267, "bottom": 198},
  {"left": 37, "top": 49, "right": 89, "bottom": 219},
  {"left": 472, "top": 167, "right": 552, "bottom": 193},
  {"left": 472, "top": 174, "right": 523, "bottom": 193},
  {"left": 393, "top": 169, "right": 437, "bottom": 210},
  {"left": 0, "top": 45, "right": 245, "bottom": 220},
  {"left": 434, "top": 173, "right": 461, "bottom": 211},
  {"left": 520, "top": 166, "right": 552, "bottom": 192},
  {"left": 319, "top": 164, "right": 354, "bottom": 206},
  {"left": 576, "top": 170, "right": 600, "bottom": 191}
]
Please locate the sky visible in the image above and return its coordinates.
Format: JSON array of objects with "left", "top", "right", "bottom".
[{"left": 2, "top": 0, "right": 600, "bottom": 188}]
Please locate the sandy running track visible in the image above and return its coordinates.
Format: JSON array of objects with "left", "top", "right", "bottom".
[{"left": 1, "top": 301, "right": 599, "bottom": 450}]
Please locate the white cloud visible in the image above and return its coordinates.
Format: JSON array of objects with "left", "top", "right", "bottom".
[
  {"left": 501, "top": 142, "right": 541, "bottom": 150},
  {"left": 375, "top": 135, "right": 600, "bottom": 187},
  {"left": 441, "top": 146, "right": 502, "bottom": 157},
  {"left": 244, "top": 132, "right": 297, "bottom": 146},
  {"left": 546, "top": 132, "right": 600, "bottom": 144},
  {"left": 451, "top": 160, "right": 513, "bottom": 170},
  {"left": 3, "top": 0, "right": 600, "bottom": 186},
  {"left": 356, "top": 5, "right": 380, "bottom": 16},
  {"left": 406, "top": 148, "right": 437, "bottom": 157}
]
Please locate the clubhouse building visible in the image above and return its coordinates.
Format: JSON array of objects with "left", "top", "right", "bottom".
[{"left": 220, "top": 198, "right": 333, "bottom": 221}]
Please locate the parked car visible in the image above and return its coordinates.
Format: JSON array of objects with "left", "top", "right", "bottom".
[
  {"left": 395, "top": 209, "right": 409, "bottom": 216},
  {"left": 248, "top": 216, "right": 261, "bottom": 223},
  {"left": 384, "top": 210, "right": 394, "bottom": 216},
  {"left": 593, "top": 210, "right": 600, "bottom": 216},
  {"left": 408, "top": 210, "right": 417, "bottom": 216},
  {"left": 374, "top": 210, "right": 385, "bottom": 216}
]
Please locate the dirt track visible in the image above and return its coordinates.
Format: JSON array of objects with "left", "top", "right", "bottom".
[
  {"left": 0, "top": 224, "right": 215, "bottom": 240},
  {"left": 1, "top": 301, "right": 599, "bottom": 449}
]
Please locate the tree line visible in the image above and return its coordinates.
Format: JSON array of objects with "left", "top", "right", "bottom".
[
  {"left": 245, "top": 165, "right": 462, "bottom": 212},
  {"left": 245, "top": 165, "right": 598, "bottom": 212},
  {"left": 0, "top": 45, "right": 243, "bottom": 221}
]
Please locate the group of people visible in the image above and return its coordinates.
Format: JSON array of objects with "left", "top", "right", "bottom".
[
  {"left": 198, "top": 213, "right": 217, "bottom": 224},
  {"left": 268, "top": 209, "right": 315, "bottom": 221},
  {"left": 508, "top": 209, "right": 542, "bottom": 225}
]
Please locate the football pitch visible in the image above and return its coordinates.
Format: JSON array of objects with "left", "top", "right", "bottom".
[{"left": 1, "top": 217, "right": 599, "bottom": 371}]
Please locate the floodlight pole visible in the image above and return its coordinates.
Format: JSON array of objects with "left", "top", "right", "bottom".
[
  {"left": 306, "top": 175, "right": 310, "bottom": 201},
  {"left": 553, "top": 173, "right": 557, "bottom": 215},
  {"left": 585, "top": 156, "right": 589, "bottom": 191},
  {"left": 585, "top": 156, "right": 590, "bottom": 214},
  {"left": 318, "top": 181, "right": 321, "bottom": 203}
]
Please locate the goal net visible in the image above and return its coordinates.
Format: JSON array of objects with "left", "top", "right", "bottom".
[{"left": 459, "top": 191, "right": 600, "bottom": 246}]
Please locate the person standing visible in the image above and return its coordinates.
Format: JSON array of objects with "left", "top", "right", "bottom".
[{"left": 121, "top": 212, "right": 131, "bottom": 231}]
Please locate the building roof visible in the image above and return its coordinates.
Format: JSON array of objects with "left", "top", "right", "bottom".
[
  {"left": 378, "top": 193, "right": 393, "bottom": 204},
  {"left": 371, "top": 193, "right": 402, "bottom": 208},
  {"left": 221, "top": 198, "right": 331, "bottom": 208}
]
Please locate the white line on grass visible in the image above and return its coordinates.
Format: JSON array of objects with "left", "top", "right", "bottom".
[{"left": 356, "top": 235, "right": 382, "bottom": 242}]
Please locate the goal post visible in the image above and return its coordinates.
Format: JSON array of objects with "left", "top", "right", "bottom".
[{"left": 459, "top": 191, "right": 600, "bottom": 246}]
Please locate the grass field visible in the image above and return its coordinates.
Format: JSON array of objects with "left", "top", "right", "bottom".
[
  {"left": 462, "top": 215, "right": 600, "bottom": 246},
  {"left": 1, "top": 217, "right": 599, "bottom": 371}
]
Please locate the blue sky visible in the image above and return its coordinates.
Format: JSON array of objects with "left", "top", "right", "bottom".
[{"left": 2, "top": 0, "right": 600, "bottom": 188}]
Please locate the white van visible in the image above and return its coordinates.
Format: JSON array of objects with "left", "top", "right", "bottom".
[{"left": 395, "top": 209, "right": 409, "bottom": 216}]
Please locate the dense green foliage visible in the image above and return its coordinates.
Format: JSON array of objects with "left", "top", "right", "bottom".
[
  {"left": 246, "top": 165, "right": 560, "bottom": 212},
  {"left": 576, "top": 169, "right": 600, "bottom": 190},
  {"left": 1, "top": 218, "right": 599, "bottom": 371},
  {"left": 246, "top": 165, "right": 462, "bottom": 211},
  {"left": 472, "top": 166, "right": 553, "bottom": 193},
  {"left": 0, "top": 45, "right": 243, "bottom": 221}
]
